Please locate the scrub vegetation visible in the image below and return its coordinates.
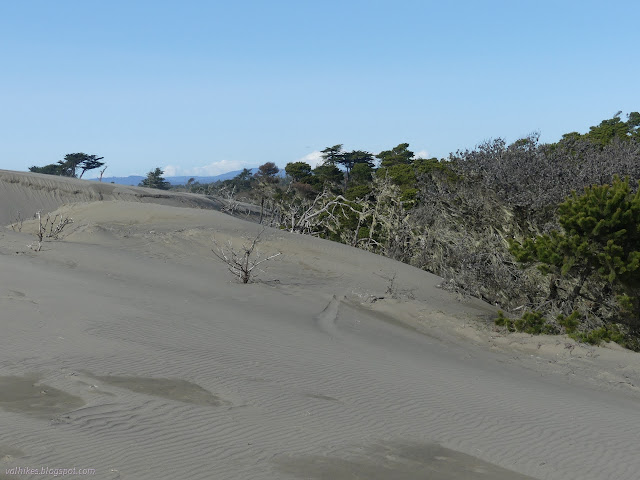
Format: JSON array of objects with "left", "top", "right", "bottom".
[
  {"left": 176, "top": 111, "right": 640, "bottom": 348},
  {"left": 30, "top": 112, "right": 640, "bottom": 348}
]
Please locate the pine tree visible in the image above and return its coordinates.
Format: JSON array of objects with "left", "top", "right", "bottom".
[
  {"left": 139, "top": 168, "right": 170, "bottom": 190},
  {"left": 510, "top": 176, "right": 640, "bottom": 327}
]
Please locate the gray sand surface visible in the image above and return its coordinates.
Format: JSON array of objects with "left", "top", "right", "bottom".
[{"left": 2, "top": 170, "right": 640, "bottom": 479}]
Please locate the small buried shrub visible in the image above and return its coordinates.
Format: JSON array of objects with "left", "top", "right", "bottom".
[
  {"left": 497, "top": 309, "right": 636, "bottom": 350},
  {"left": 494, "top": 311, "right": 516, "bottom": 332},
  {"left": 494, "top": 310, "right": 558, "bottom": 334},
  {"left": 211, "top": 227, "right": 281, "bottom": 284},
  {"left": 28, "top": 211, "right": 74, "bottom": 252},
  {"left": 556, "top": 311, "right": 580, "bottom": 334},
  {"left": 569, "top": 324, "right": 626, "bottom": 346}
]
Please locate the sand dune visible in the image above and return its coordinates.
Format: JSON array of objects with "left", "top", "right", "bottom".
[
  {"left": 0, "top": 169, "right": 240, "bottom": 226},
  {"left": 1, "top": 172, "right": 640, "bottom": 479}
]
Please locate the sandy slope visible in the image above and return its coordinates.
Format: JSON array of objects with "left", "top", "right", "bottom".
[
  {"left": 0, "top": 169, "right": 245, "bottom": 226},
  {"left": 1, "top": 173, "right": 640, "bottom": 479}
]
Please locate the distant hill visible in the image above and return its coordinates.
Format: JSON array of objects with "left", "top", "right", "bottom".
[
  {"left": 94, "top": 169, "right": 254, "bottom": 186},
  {"left": 95, "top": 175, "right": 145, "bottom": 186}
]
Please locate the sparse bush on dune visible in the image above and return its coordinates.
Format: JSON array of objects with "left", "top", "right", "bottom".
[
  {"left": 6, "top": 207, "right": 74, "bottom": 252},
  {"left": 28, "top": 211, "right": 74, "bottom": 252},
  {"left": 9, "top": 211, "right": 24, "bottom": 232},
  {"left": 211, "top": 227, "right": 281, "bottom": 284}
]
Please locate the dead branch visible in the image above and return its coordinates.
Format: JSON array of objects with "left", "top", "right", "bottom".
[
  {"left": 28, "top": 211, "right": 74, "bottom": 252},
  {"left": 10, "top": 211, "right": 24, "bottom": 232},
  {"left": 211, "top": 227, "right": 281, "bottom": 283}
]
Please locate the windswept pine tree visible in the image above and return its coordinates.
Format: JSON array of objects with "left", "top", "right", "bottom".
[
  {"left": 139, "top": 168, "right": 170, "bottom": 190},
  {"left": 29, "top": 153, "right": 105, "bottom": 178}
]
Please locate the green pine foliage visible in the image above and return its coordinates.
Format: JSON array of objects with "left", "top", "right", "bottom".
[
  {"left": 558, "top": 111, "right": 640, "bottom": 147},
  {"left": 139, "top": 168, "right": 170, "bottom": 190},
  {"left": 494, "top": 310, "right": 558, "bottom": 335},
  {"left": 414, "top": 158, "right": 460, "bottom": 182},
  {"left": 569, "top": 324, "right": 626, "bottom": 346},
  {"left": 375, "top": 158, "right": 458, "bottom": 208},
  {"left": 556, "top": 311, "right": 580, "bottom": 334},
  {"left": 345, "top": 184, "right": 372, "bottom": 201},
  {"left": 585, "top": 112, "right": 640, "bottom": 146},
  {"left": 376, "top": 143, "right": 414, "bottom": 168},
  {"left": 510, "top": 175, "right": 640, "bottom": 337},
  {"left": 29, "top": 153, "right": 104, "bottom": 178},
  {"left": 558, "top": 176, "right": 640, "bottom": 284},
  {"left": 511, "top": 176, "right": 640, "bottom": 285},
  {"left": 284, "top": 162, "right": 313, "bottom": 183},
  {"left": 495, "top": 309, "right": 630, "bottom": 347},
  {"left": 562, "top": 316, "right": 632, "bottom": 348},
  {"left": 312, "top": 164, "right": 344, "bottom": 190}
]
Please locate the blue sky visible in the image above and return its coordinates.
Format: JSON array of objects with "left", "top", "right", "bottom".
[{"left": 1, "top": 1, "right": 638, "bottom": 178}]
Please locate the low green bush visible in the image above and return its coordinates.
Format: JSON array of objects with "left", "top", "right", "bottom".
[
  {"left": 495, "top": 310, "right": 557, "bottom": 334},
  {"left": 496, "top": 310, "right": 634, "bottom": 349},
  {"left": 556, "top": 311, "right": 580, "bottom": 334},
  {"left": 569, "top": 324, "right": 625, "bottom": 346}
]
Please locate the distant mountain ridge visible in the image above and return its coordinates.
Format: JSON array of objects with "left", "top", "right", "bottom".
[{"left": 93, "top": 169, "right": 255, "bottom": 186}]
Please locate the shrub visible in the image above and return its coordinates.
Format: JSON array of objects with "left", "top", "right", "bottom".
[
  {"left": 211, "top": 228, "right": 281, "bottom": 284},
  {"left": 494, "top": 310, "right": 558, "bottom": 335},
  {"left": 569, "top": 324, "right": 626, "bottom": 346},
  {"left": 556, "top": 311, "right": 580, "bottom": 334},
  {"left": 28, "top": 211, "right": 74, "bottom": 252}
]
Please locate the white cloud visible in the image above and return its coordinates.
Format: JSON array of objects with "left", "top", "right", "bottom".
[
  {"left": 297, "top": 151, "right": 324, "bottom": 168},
  {"left": 162, "top": 165, "right": 180, "bottom": 177},
  {"left": 414, "top": 150, "right": 430, "bottom": 159},
  {"left": 162, "top": 159, "right": 249, "bottom": 177}
]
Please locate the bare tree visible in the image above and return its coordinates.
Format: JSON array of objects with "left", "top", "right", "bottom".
[
  {"left": 211, "top": 227, "right": 281, "bottom": 283},
  {"left": 10, "top": 211, "right": 24, "bottom": 232},
  {"left": 218, "top": 185, "right": 247, "bottom": 216},
  {"left": 28, "top": 211, "right": 74, "bottom": 252}
]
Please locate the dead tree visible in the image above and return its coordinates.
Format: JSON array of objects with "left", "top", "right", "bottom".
[
  {"left": 28, "top": 211, "right": 74, "bottom": 252},
  {"left": 10, "top": 211, "right": 24, "bottom": 232},
  {"left": 98, "top": 165, "right": 108, "bottom": 182},
  {"left": 211, "top": 227, "right": 281, "bottom": 283}
]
